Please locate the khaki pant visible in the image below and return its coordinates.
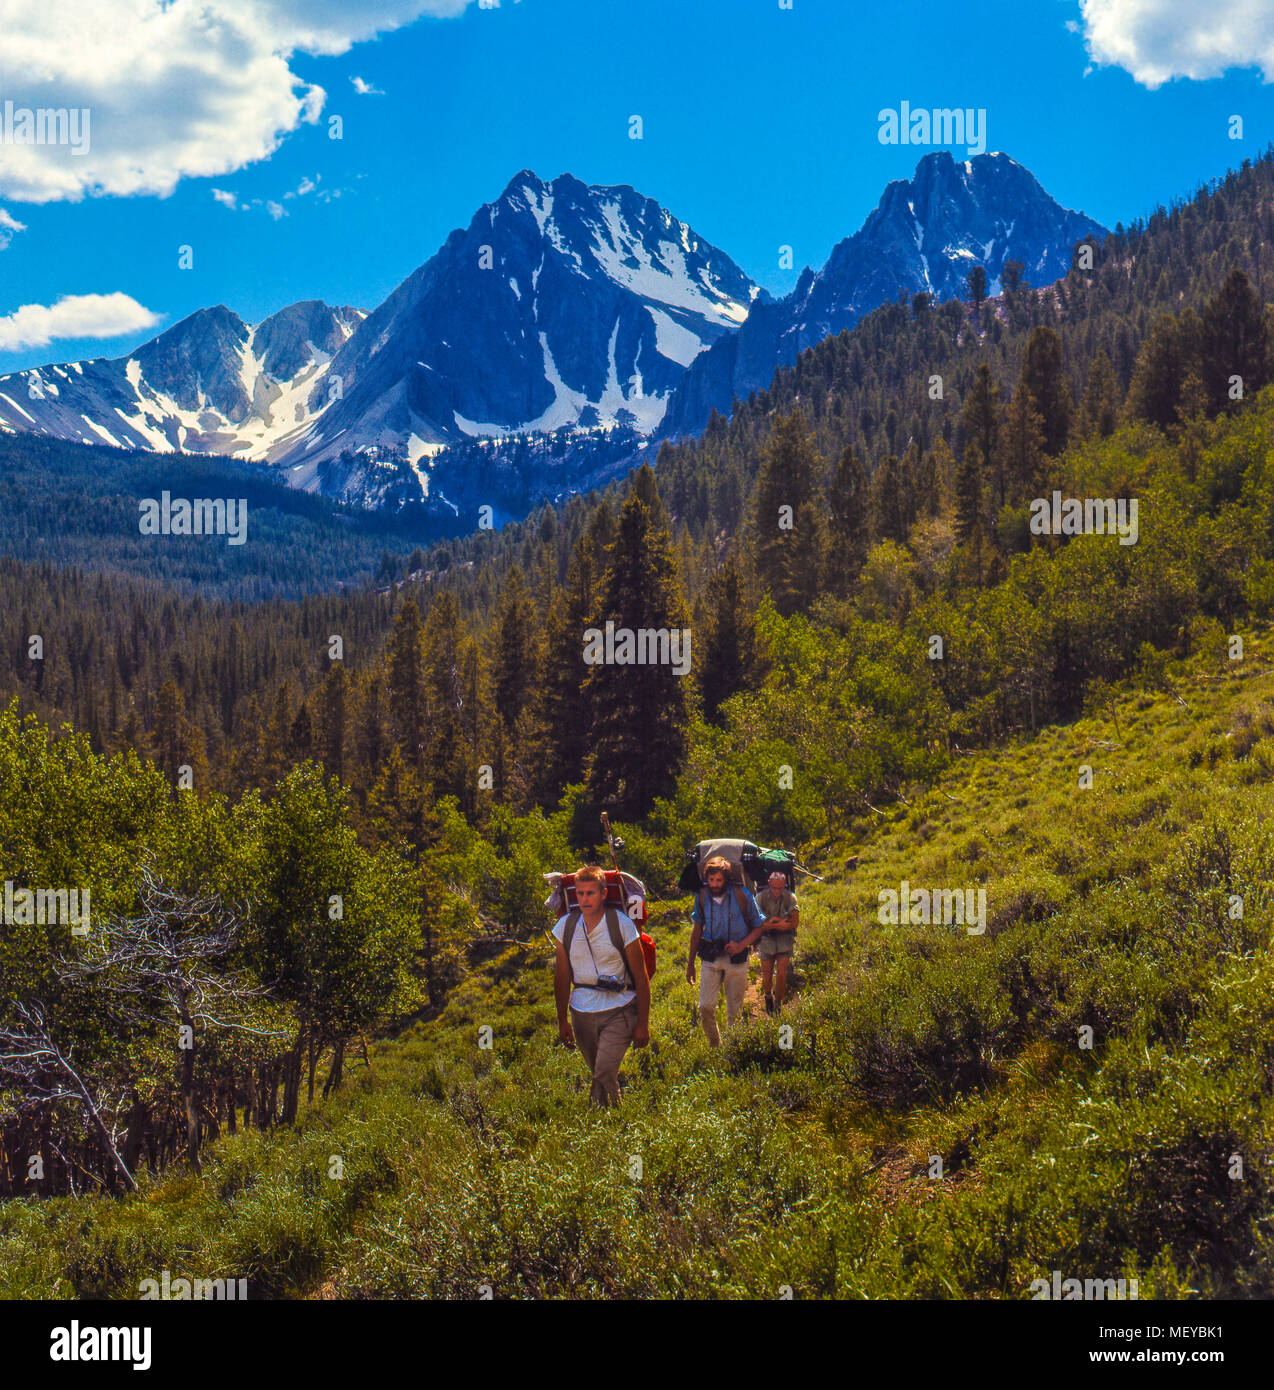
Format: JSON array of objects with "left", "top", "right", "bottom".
[
  {"left": 697, "top": 955, "right": 749, "bottom": 1047},
  {"left": 570, "top": 1000, "right": 637, "bottom": 1106}
]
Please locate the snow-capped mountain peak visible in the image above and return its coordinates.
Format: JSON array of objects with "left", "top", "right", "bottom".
[{"left": 0, "top": 301, "right": 365, "bottom": 459}]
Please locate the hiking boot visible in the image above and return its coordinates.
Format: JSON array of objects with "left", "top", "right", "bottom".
[{"left": 764, "top": 993, "right": 776, "bottom": 1015}]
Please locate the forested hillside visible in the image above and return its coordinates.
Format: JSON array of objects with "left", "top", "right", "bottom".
[
  {"left": 2, "top": 150, "right": 1274, "bottom": 1300},
  {"left": 4, "top": 634, "right": 1271, "bottom": 1296}
]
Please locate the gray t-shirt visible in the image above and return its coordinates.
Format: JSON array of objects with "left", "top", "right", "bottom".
[{"left": 757, "top": 888, "right": 798, "bottom": 926}]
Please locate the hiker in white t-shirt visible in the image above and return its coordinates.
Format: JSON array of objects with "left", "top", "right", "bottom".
[{"left": 552, "top": 865, "right": 650, "bottom": 1105}]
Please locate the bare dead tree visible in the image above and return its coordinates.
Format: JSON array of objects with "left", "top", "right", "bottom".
[
  {"left": 0, "top": 999, "right": 137, "bottom": 1192},
  {"left": 57, "top": 862, "right": 285, "bottom": 1174}
]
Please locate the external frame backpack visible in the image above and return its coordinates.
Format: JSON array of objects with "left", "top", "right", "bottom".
[{"left": 562, "top": 905, "right": 657, "bottom": 987}]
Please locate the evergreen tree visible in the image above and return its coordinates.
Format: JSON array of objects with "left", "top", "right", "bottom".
[
  {"left": 422, "top": 592, "right": 467, "bottom": 803},
  {"left": 1018, "top": 326, "right": 1072, "bottom": 455},
  {"left": 1201, "top": 267, "right": 1271, "bottom": 412},
  {"left": 1126, "top": 314, "right": 1186, "bottom": 429},
  {"left": 1076, "top": 349, "right": 1122, "bottom": 440},
  {"left": 631, "top": 462, "right": 670, "bottom": 532},
  {"left": 355, "top": 675, "right": 387, "bottom": 785},
  {"left": 315, "top": 665, "right": 349, "bottom": 782},
  {"left": 967, "top": 265, "right": 988, "bottom": 315},
  {"left": 962, "top": 364, "right": 1001, "bottom": 511},
  {"left": 492, "top": 567, "right": 534, "bottom": 732},
  {"left": 753, "top": 412, "right": 822, "bottom": 616},
  {"left": 826, "top": 443, "right": 869, "bottom": 591},
  {"left": 150, "top": 678, "right": 207, "bottom": 794},
  {"left": 868, "top": 453, "right": 909, "bottom": 543},
  {"left": 1002, "top": 387, "right": 1046, "bottom": 503},
  {"left": 699, "top": 559, "right": 755, "bottom": 724},
  {"left": 387, "top": 601, "right": 426, "bottom": 769},
  {"left": 289, "top": 701, "right": 314, "bottom": 761},
  {"left": 530, "top": 505, "right": 612, "bottom": 804},
  {"left": 585, "top": 484, "right": 691, "bottom": 819}
]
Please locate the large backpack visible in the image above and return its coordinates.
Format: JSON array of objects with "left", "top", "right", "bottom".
[
  {"left": 561, "top": 905, "right": 656, "bottom": 986},
  {"left": 544, "top": 868, "right": 648, "bottom": 925},
  {"left": 677, "top": 839, "right": 796, "bottom": 892}
]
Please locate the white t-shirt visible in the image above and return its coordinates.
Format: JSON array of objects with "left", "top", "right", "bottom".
[{"left": 552, "top": 909, "right": 639, "bottom": 1012}]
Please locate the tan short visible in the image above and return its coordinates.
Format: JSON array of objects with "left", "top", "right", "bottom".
[{"left": 758, "top": 930, "right": 796, "bottom": 958}]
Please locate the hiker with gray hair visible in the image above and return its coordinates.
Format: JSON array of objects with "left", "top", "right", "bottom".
[{"left": 756, "top": 869, "right": 799, "bottom": 1013}]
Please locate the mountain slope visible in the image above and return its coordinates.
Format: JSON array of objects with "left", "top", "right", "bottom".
[
  {"left": 6, "top": 628, "right": 1272, "bottom": 1298},
  {"left": 280, "top": 170, "right": 761, "bottom": 486},
  {"left": 662, "top": 151, "right": 1107, "bottom": 436},
  {"left": 0, "top": 300, "right": 364, "bottom": 461}
]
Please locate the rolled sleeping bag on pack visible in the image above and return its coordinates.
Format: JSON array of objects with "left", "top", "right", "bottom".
[{"left": 677, "top": 839, "right": 760, "bottom": 891}]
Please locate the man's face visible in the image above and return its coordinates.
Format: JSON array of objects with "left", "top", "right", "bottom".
[
  {"left": 705, "top": 870, "right": 727, "bottom": 891},
  {"left": 768, "top": 873, "right": 786, "bottom": 891},
  {"left": 576, "top": 881, "right": 604, "bottom": 909}
]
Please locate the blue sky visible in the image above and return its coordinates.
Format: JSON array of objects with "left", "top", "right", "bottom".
[{"left": 1, "top": 0, "right": 1272, "bottom": 374}]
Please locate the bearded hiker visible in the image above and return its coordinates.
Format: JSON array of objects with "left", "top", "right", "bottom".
[
  {"left": 553, "top": 865, "right": 650, "bottom": 1105},
  {"left": 686, "top": 855, "right": 765, "bottom": 1047}
]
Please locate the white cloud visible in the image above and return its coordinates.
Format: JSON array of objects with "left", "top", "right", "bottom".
[
  {"left": 0, "top": 209, "right": 27, "bottom": 248},
  {"left": 0, "top": 292, "right": 161, "bottom": 351},
  {"left": 211, "top": 188, "right": 238, "bottom": 210},
  {"left": 0, "top": 1, "right": 481, "bottom": 203},
  {"left": 351, "top": 76, "right": 386, "bottom": 95},
  {"left": 266, "top": 200, "right": 287, "bottom": 220},
  {"left": 1077, "top": 0, "right": 1274, "bottom": 87}
]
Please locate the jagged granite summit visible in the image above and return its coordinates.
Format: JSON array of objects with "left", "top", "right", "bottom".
[{"left": 660, "top": 151, "right": 1107, "bottom": 436}]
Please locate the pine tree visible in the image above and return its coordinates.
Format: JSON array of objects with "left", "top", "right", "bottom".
[
  {"left": 585, "top": 483, "right": 691, "bottom": 820},
  {"left": 1201, "top": 267, "right": 1271, "bottom": 412},
  {"left": 387, "top": 600, "right": 426, "bottom": 768},
  {"left": 1076, "top": 349, "right": 1121, "bottom": 440},
  {"left": 263, "top": 682, "right": 293, "bottom": 784},
  {"left": 355, "top": 674, "right": 387, "bottom": 786},
  {"left": 422, "top": 592, "right": 466, "bottom": 803},
  {"left": 289, "top": 701, "right": 314, "bottom": 761},
  {"left": 492, "top": 567, "right": 534, "bottom": 732},
  {"left": 1126, "top": 314, "right": 1186, "bottom": 429},
  {"left": 699, "top": 559, "right": 755, "bottom": 724},
  {"left": 967, "top": 265, "right": 988, "bottom": 315},
  {"left": 150, "top": 678, "right": 207, "bottom": 794},
  {"left": 530, "top": 505, "right": 612, "bottom": 804},
  {"left": 955, "top": 441, "right": 985, "bottom": 546},
  {"left": 630, "top": 462, "right": 670, "bottom": 532},
  {"left": 315, "top": 665, "right": 349, "bottom": 782},
  {"left": 826, "top": 444, "right": 869, "bottom": 592},
  {"left": 753, "top": 412, "right": 822, "bottom": 616},
  {"left": 868, "top": 453, "right": 909, "bottom": 543},
  {"left": 1018, "top": 327, "right": 1072, "bottom": 455},
  {"left": 961, "top": 363, "right": 1001, "bottom": 514},
  {"left": 1002, "top": 387, "right": 1045, "bottom": 503},
  {"left": 456, "top": 635, "right": 485, "bottom": 817}
]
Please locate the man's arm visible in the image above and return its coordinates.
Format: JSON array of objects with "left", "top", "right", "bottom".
[
  {"left": 686, "top": 919, "right": 702, "bottom": 982},
  {"left": 687, "top": 895, "right": 704, "bottom": 981},
  {"left": 731, "top": 892, "right": 768, "bottom": 952},
  {"left": 624, "top": 939, "right": 651, "bottom": 1047},
  {"left": 553, "top": 939, "right": 574, "bottom": 1046}
]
